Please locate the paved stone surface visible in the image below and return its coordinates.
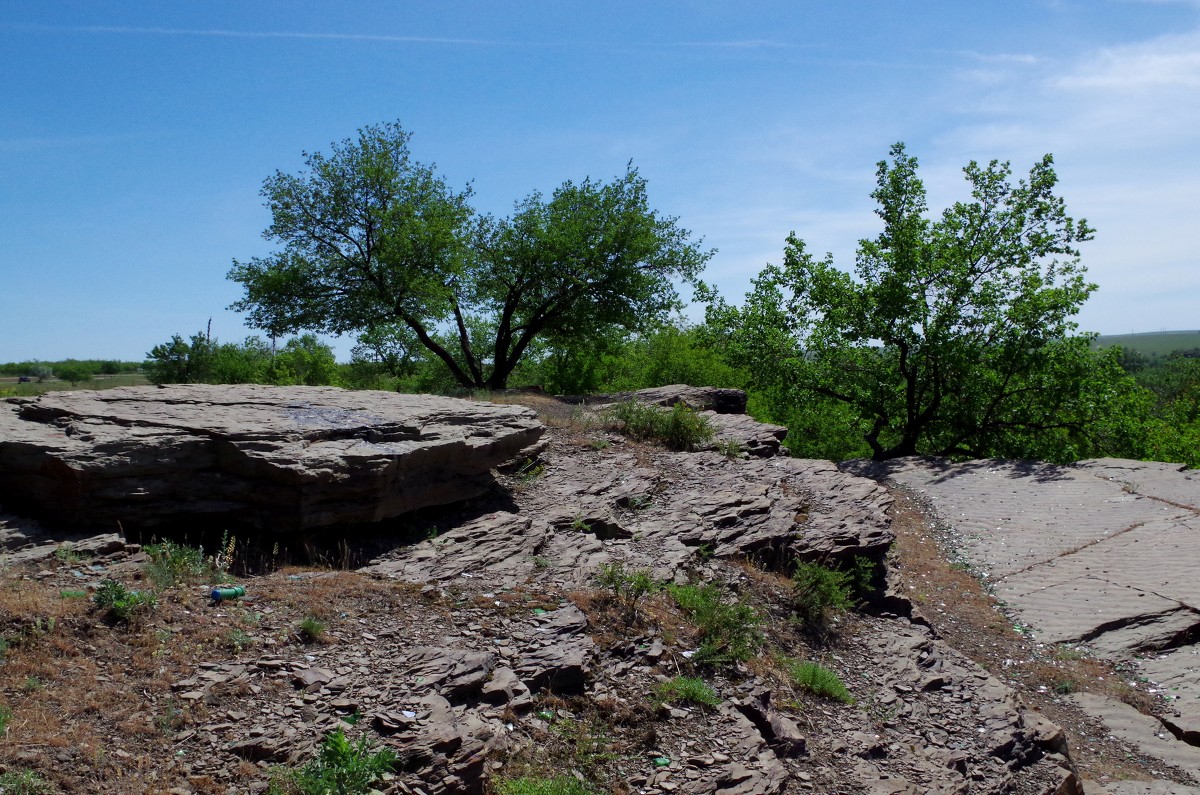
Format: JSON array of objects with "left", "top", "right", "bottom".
[
  {"left": 0, "top": 384, "right": 543, "bottom": 533},
  {"left": 849, "top": 456, "right": 1200, "bottom": 787}
]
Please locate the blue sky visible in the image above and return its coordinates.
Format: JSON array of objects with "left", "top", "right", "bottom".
[{"left": 2, "top": 1, "right": 1198, "bottom": 362}]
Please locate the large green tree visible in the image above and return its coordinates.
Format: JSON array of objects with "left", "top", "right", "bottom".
[
  {"left": 706, "top": 143, "right": 1126, "bottom": 462},
  {"left": 228, "top": 121, "right": 711, "bottom": 389}
]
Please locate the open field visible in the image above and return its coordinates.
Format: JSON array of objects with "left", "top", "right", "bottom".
[
  {"left": 1095, "top": 330, "right": 1200, "bottom": 358},
  {"left": 0, "top": 372, "right": 149, "bottom": 397}
]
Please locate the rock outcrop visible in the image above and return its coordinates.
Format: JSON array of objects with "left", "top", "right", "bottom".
[
  {"left": 850, "top": 456, "right": 1200, "bottom": 785},
  {"left": 0, "top": 384, "right": 543, "bottom": 533}
]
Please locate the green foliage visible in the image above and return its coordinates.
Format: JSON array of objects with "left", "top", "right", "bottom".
[
  {"left": 791, "top": 561, "right": 854, "bottom": 633},
  {"left": 59, "top": 590, "right": 87, "bottom": 599},
  {"left": 144, "top": 331, "right": 339, "bottom": 386},
  {"left": 93, "top": 580, "right": 157, "bottom": 623},
  {"left": 228, "top": 120, "right": 711, "bottom": 390},
  {"left": 705, "top": 143, "right": 1122, "bottom": 463},
  {"left": 298, "top": 616, "right": 326, "bottom": 643},
  {"left": 53, "top": 362, "right": 92, "bottom": 386},
  {"left": 144, "top": 541, "right": 214, "bottom": 589},
  {"left": 53, "top": 543, "right": 84, "bottom": 564},
  {"left": 0, "top": 769, "right": 52, "bottom": 794},
  {"left": 595, "top": 563, "right": 660, "bottom": 622},
  {"left": 0, "top": 704, "right": 12, "bottom": 734},
  {"left": 666, "top": 583, "right": 762, "bottom": 665},
  {"left": 781, "top": 658, "right": 854, "bottom": 704},
  {"left": 606, "top": 401, "right": 714, "bottom": 451},
  {"left": 268, "top": 728, "right": 396, "bottom": 795},
  {"left": 652, "top": 676, "right": 720, "bottom": 709},
  {"left": 496, "top": 776, "right": 603, "bottom": 795}
]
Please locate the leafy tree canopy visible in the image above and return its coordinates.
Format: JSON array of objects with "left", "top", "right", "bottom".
[
  {"left": 705, "top": 142, "right": 1131, "bottom": 462},
  {"left": 228, "top": 121, "right": 712, "bottom": 389}
]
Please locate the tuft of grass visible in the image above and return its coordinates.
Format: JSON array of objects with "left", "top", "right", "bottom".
[
  {"left": 496, "top": 776, "right": 602, "bottom": 795},
  {"left": 298, "top": 616, "right": 326, "bottom": 644},
  {"left": 716, "top": 438, "right": 744, "bottom": 458},
  {"left": 666, "top": 583, "right": 762, "bottom": 665},
  {"left": 267, "top": 728, "right": 396, "bottom": 795},
  {"left": 0, "top": 770, "right": 51, "bottom": 794},
  {"left": 606, "top": 400, "right": 714, "bottom": 451},
  {"left": 1053, "top": 679, "right": 1077, "bottom": 695},
  {"left": 791, "top": 561, "right": 854, "bottom": 634},
  {"left": 0, "top": 704, "right": 13, "bottom": 734},
  {"left": 93, "top": 579, "right": 156, "bottom": 624},
  {"left": 59, "top": 589, "right": 88, "bottom": 599},
  {"left": 652, "top": 676, "right": 720, "bottom": 710},
  {"left": 782, "top": 658, "right": 854, "bottom": 704}
]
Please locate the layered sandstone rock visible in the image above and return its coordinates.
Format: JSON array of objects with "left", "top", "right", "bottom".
[{"left": 0, "top": 384, "right": 543, "bottom": 533}]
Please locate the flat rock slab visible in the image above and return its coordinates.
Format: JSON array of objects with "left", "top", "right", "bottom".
[
  {"left": 0, "top": 385, "right": 543, "bottom": 533},
  {"left": 850, "top": 456, "right": 1200, "bottom": 783}
]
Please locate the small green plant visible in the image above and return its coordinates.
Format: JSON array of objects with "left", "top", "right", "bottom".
[
  {"left": 666, "top": 583, "right": 762, "bottom": 665},
  {"left": 607, "top": 400, "right": 714, "bottom": 451},
  {"left": 782, "top": 658, "right": 854, "bottom": 704},
  {"left": 93, "top": 579, "right": 157, "bottom": 623},
  {"left": 791, "top": 560, "right": 854, "bottom": 634},
  {"left": 53, "top": 543, "right": 84, "bottom": 564},
  {"left": 516, "top": 457, "right": 546, "bottom": 483},
  {"left": 652, "top": 676, "right": 720, "bottom": 710},
  {"left": 298, "top": 616, "right": 326, "bottom": 644},
  {"left": 144, "top": 540, "right": 214, "bottom": 589},
  {"left": 59, "top": 589, "right": 88, "bottom": 599},
  {"left": 225, "top": 627, "right": 253, "bottom": 653},
  {"left": 596, "top": 563, "right": 660, "bottom": 622},
  {"left": 587, "top": 438, "right": 610, "bottom": 451},
  {"left": 497, "top": 776, "right": 602, "bottom": 795},
  {"left": 155, "top": 699, "right": 186, "bottom": 735},
  {"left": 532, "top": 556, "right": 551, "bottom": 570},
  {"left": 21, "top": 676, "right": 42, "bottom": 693},
  {"left": 570, "top": 516, "right": 590, "bottom": 533},
  {"left": 1053, "top": 679, "right": 1077, "bottom": 695},
  {"left": 716, "top": 438, "right": 744, "bottom": 458},
  {"left": 0, "top": 704, "right": 13, "bottom": 735},
  {"left": 0, "top": 770, "right": 51, "bottom": 794},
  {"left": 268, "top": 728, "right": 396, "bottom": 795}
]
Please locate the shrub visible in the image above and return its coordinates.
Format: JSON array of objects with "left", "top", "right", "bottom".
[
  {"left": 596, "top": 563, "right": 660, "bottom": 620},
  {"left": 607, "top": 400, "right": 714, "bottom": 451},
  {"left": 782, "top": 658, "right": 854, "bottom": 704},
  {"left": 652, "top": 676, "right": 720, "bottom": 710},
  {"left": 496, "top": 776, "right": 602, "bottom": 795},
  {"left": 0, "top": 770, "right": 51, "bottom": 794},
  {"left": 791, "top": 561, "right": 854, "bottom": 633},
  {"left": 268, "top": 728, "right": 396, "bottom": 795},
  {"left": 666, "top": 583, "right": 762, "bottom": 665},
  {"left": 93, "top": 579, "right": 157, "bottom": 623},
  {"left": 144, "top": 540, "right": 221, "bottom": 589}
]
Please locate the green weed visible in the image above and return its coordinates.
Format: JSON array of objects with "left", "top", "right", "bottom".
[
  {"left": 267, "top": 728, "right": 396, "bottom": 795},
  {"left": 53, "top": 543, "right": 84, "bottom": 564},
  {"left": 0, "top": 770, "right": 51, "bottom": 794},
  {"left": 607, "top": 400, "right": 714, "bottom": 451},
  {"left": 652, "top": 676, "right": 720, "bottom": 710},
  {"left": 225, "top": 628, "right": 253, "bottom": 653},
  {"left": 0, "top": 704, "right": 12, "bottom": 735},
  {"left": 596, "top": 563, "right": 660, "bottom": 622},
  {"left": 782, "top": 658, "right": 854, "bottom": 704},
  {"left": 298, "top": 616, "right": 326, "bottom": 644},
  {"left": 59, "top": 589, "right": 87, "bottom": 599},
  {"left": 496, "top": 776, "right": 602, "bottom": 795},
  {"left": 716, "top": 438, "right": 744, "bottom": 458},
  {"left": 666, "top": 583, "right": 762, "bottom": 665},
  {"left": 791, "top": 561, "right": 854, "bottom": 634},
  {"left": 144, "top": 540, "right": 216, "bottom": 589},
  {"left": 93, "top": 579, "right": 157, "bottom": 623}
]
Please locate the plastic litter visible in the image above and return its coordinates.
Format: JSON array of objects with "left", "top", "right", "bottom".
[
  {"left": 210, "top": 585, "right": 246, "bottom": 602},
  {"left": 653, "top": 757, "right": 670, "bottom": 767}
]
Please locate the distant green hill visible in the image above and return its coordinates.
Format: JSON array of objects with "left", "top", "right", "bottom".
[{"left": 1095, "top": 330, "right": 1200, "bottom": 358}]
